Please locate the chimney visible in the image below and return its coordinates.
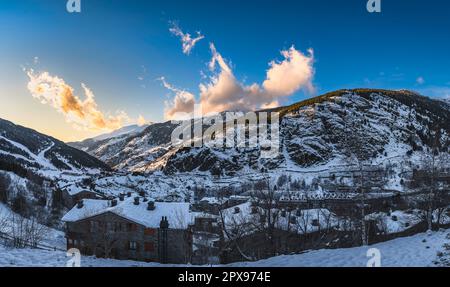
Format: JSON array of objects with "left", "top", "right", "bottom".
[
  {"left": 111, "top": 199, "right": 118, "bottom": 207},
  {"left": 147, "top": 201, "right": 155, "bottom": 211},
  {"left": 139, "top": 191, "right": 146, "bottom": 197},
  {"left": 260, "top": 214, "right": 266, "bottom": 224},
  {"left": 311, "top": 219, "right": 320, "bottom": 227},
  {"left": 134, "top": 197, "right": 140, "bottom": 205},
  {"left": 251, "top": 206, "right": 258, "bottom": 214},
  {"left": 160, "top": 216, "right": 169, "bottom": 229},
  {"left": 119, "top": 194, "right": 125, "bottom": 201},
  {"left": 77, "top": 200, "right": 84, "bottom": 209},
  {"left": 290, "top": 216, "right": 297, "bottom": 224},
  {"left": 234, "top": 207, "right": 240, "bottom": 214},
  {"left": 127, "top": 192, "right": 132, "bottom": 197}
]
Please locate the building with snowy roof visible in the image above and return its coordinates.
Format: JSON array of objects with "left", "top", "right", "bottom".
[{"left": 62, "top": 195, "right": 193, "bottom": 264}]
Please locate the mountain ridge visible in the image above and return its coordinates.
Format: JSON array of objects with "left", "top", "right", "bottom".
[
  {"left": 69, "top": 89, "right": 450, "bottom": 175},
  {"left": 0, "top": 117, "right": 110, "bottom": 179}
]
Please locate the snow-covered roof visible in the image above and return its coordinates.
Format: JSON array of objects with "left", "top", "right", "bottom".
[
  {"left": 191, "top": 211, "right": 219, "bottom": 219},
  {"left": 200, "top": 197, "right": 221, "bottom": 204},
  {"left": 62, "top": 197, "right": 192, "bottom": 229},
  {"left": 63, "top": 184, "right": 94, "bottom": 196},
  {"left": 365, "top": 210, "right": 423, "bottom": 234}
]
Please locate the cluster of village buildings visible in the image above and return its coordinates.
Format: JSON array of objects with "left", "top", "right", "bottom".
[
  {"left": 60, "top": 186, "right": 344, "bottom": 265},
  {"left": 59, "top": 166, "right": 450, "bottom": 265}
]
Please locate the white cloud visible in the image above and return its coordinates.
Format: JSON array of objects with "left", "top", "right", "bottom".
[
  {"left": 163, "top": 43, "right": 315, "bottom": 118},
  {"left": 263, "top": 47, "right": 315, "bottom": 96},
  {"left": 416, "top": 76, "right": 425, "bottom": 85},
  {"left": 169, "top": 22, "right": 205, "bottom": 55},
  {"left": 160, "top": 77, "right": 196, "bottom": 120},
  {"left": 26, "top": 69, "right": 131, "bottom": 131}
]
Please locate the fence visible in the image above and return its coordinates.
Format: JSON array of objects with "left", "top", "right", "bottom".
[{"left": 0, "top": 231, "right": 65, "bottom": 252}]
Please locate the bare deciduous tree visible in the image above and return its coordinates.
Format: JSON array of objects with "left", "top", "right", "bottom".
[
  {"left": 86, "top": 218, "right": 122, "bottom": 259},
  {"left": 341, "top": 108, "right": 372, "bottom": 246},
  {"left": 0, "top": 173, "right": 11, "bottom": 204},
  {"left": 8, "top": 211, "right": 49, "bottom": 248},
  {"left": 0, "top": 209, "right": 8, "bottom": 234},
  {"left": 413, "top": 130, "right": 450, "bottom": 231}
]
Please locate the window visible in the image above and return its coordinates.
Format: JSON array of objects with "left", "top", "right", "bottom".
[
  {"left": 129, "top": 241, "right": 137, "bottom": 251},
  {"left": 144, "top": 228, "right": 156, "bottom": 236},
  {"left": 90, "top": 221, "right": 99, "bottom": 232},
  {"left": 144, "top": 242, "right": 155, "bottom": 252},
  {"left": 114, "top": 222, "right": 123, "bottom": 232},
  {"left": 127, "top": 223, "right": 137, "bottom": 232}
]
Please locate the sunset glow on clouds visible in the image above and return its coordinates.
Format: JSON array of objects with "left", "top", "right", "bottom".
[
  {"left": 26, "top": 69, "right": 131, "bottom": 132},
  {"left": 169, "top": 22, "right": 205, "bottom": 55},
  {"left": 163, "top": 43, "right": 315, "bottom": 119},
  {"left": 160, "top": 76, "right": 196, "bottom": 119}
]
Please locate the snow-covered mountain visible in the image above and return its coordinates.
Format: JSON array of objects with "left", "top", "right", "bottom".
[
  {"left": 442, "top": 97, "right": 450, "bottom": 106},
  {"left": 69, "top": 124, "right": 150, "bottom": 150},
  {"left": 68, "top": 121, "right": 178, "bottom": 171},
  {"left": 70, "top": 89, "right": 450, "bottom": 177},
  {"left": 0, "top": 118, "right": 110, "bottom": 179}
]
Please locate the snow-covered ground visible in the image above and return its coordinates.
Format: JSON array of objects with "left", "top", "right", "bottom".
[
  {"left": 1, "top": 229, "right": 449, "bottom": 267},
  {"left": 0, "top": 203, "right": 66, "bottom": 250},
  {"left": 0, "top": 246, "right": 174, "bottom": 267},
  {"left": 229, "top": 229, "right": 450, "bottom": 267}
]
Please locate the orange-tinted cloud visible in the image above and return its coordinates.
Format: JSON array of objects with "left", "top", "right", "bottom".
[
  {"left": 26, "top": 69, "right": 130, "bottom": 132},
  {"left": 160, "top": 77, "right": 196, "bottom": 120},
  {"left": 163, "top": 43, "right": 315, "bottom": 118}
]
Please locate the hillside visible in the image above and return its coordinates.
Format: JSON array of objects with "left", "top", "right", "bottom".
[{"left": 0, "top": 118, "right": 109, "bottom": 179}]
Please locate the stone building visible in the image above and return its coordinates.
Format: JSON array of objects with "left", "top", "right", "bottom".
[
  {"left": 60, "top": 183, "right": 101, "bottom": 208},
  {"left": 62, "top": 196, "right": 193, "bottom": 264}
]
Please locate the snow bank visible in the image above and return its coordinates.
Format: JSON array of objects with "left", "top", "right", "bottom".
[{"left": 229, "top": 229, "right": 450, "bottom": 267}]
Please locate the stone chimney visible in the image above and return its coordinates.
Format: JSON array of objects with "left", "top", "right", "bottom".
[
  {"left": 127, "top": 192, "right": 132, "bottom": 198},
  {"left": 111, "top": 199, "right": 118, "bottom": 207},
  {"left": 159, "top": 216, "right": 169, "bottom": 229},
  {"left": 234, "top": 207, "right": 240, "bottom": 214},
  {"left": 77, "top": 200, "right": 84, "bottom": 209},
  {"left": 147, "top": 201, "right": 155, "bottom": 211},
  {"left": 134, "top": 197, "right": 140, "bottom": 205},
  {"left": 119, "top": 193, "right": 125, "bottom": 201}
]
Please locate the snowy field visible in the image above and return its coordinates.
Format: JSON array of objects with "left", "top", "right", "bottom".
[
  {"left": 0, "top": 229, "right": 449, "bottom": 267},
  {"left": 230, "top": 229, "right": 450, "bottom": 267},
  {"left": 0, "top": 246, "right": 173, "bottom": 267}
]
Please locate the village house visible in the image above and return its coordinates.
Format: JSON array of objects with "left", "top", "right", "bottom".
[
  {"left": 60, "top": 183, "right": 101, "bottom": 208},
  {"left": 190, "top": 212, "right": 221, "bottom": 265},
  {"left": 62, "top": 195, "right": 193, "bottom": 264},
  {"left": 218, "top": 201, "right": 341, "bottom": 263}
]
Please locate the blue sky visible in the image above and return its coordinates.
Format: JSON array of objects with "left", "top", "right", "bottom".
[{"left": 1, "top": 0, "right": 449, "bottom": 141}]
